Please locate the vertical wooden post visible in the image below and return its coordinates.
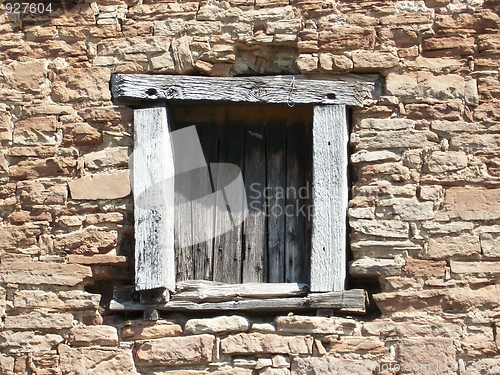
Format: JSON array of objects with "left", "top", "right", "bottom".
[
  {"left": 133, "top": 106, "right": 176, "bottom": 293},
  {"left": 310, "top": 105, "right": 348, "bottom": 292}
]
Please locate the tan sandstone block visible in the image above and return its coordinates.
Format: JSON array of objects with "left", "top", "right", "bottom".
[
  {"left": 4, "top": 312, "right": 74, "bottom": 330},
  {"left": 69, "top": 325, "right": 119, "bottom": 347},
  {"left": 185, "top": 316, "right": 250, "bottom": 334},
  {"left": 426, "top": 234, "right": 481, "bottom": 259},
  {"left": 425, "top": 151, "right": 468, "bottom": 173},
  {"left": 352, "top": 51, "right": 399, "bottom": 71},
  {"left": 221, "top": 333, "right": 313, "bottom": 354},
  {"left": 0, "top": 261, "right": 92, "bottom": 286},
  {"left": 59, "top": 344, "right": 139, "bottom": 375},
  {"left": 68, "top": 171, "right": 131, "bottom": 200},
  {"left": 442, "top": 188, "right": 500, "bottom": 220},
  {"left": 121, "top": 320, "right": 183, "bottom": 340},
  {"left": 134, "top": 335, "right": 214, "bottom": 366},
  {"left": 51, "top": 68, "right": 111, "bottom": 103},
  {"left": 3, "top": 60, "right": 48, "bottom": 92},
  {"left": 275, "top": 316, "right": 357, "bottom": 335},
  {"left": 398, "top": 338, "right": 455, "bottom": 375}
]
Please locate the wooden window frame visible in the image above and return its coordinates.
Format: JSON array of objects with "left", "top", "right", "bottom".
[{"left": 110, "top": 74, "right": 378, "bottom": 314}]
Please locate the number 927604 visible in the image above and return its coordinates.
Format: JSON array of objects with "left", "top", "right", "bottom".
[{"left": 5, "top": 2, "right": 53, "bottom": 14}]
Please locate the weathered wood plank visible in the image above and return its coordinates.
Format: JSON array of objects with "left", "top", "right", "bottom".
[
  {"left": 174, "top": 281, "right": 309, "bottom": 302},
  {"left": 133, "top": 106, "right": 175, "bottom": 292},
  {"left": 266, "top": 122, "right": 286, "bottom": 283},
  {"left": 110, "top": 287, "right": 366, "bottom": 313},
  {"left": 243, "top": 124, "right": 267, "bottom": 283},
  {"left": 310, "top": 106, "right": 349, "bottom": 292},
  {"left": 285, "top": 122, "right": 306, "bottom": 283},
  {"left": 192, "top": 124, "right": 218, "bottom": 280},
  {"left": 212, "top": 122, "right": 245, "bottom": 283},
  {"left": 303, "top": 120, "right": 313, "bottom": 286},
  {"left": 112, "top": 74, "right": 378, "bottom": 107}
]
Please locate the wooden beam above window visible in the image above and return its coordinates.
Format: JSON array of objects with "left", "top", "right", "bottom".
[{"left": 111, "top": 74, "right": 380, "bottom": 107}]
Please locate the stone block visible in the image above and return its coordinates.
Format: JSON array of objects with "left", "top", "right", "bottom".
[
  {"left": 275, "top": 316, "right": 357, "bottom": 335},
  {"left": 403, "top": 258, "right": 446, "bottom": 278},
  {"left": 0, "top": 261, "right": 92, "bottom": 286},
  {"left": 386, "top": 71, "right": 465, "bottom": 100},
  {"left": 398, "top": 338, "right": 455, "bottom": 375},
  {"left": 121, "top": 320, "right": 183, "bottom": 340},
  {"left": 134, "top": 335, "right": 215, "bottom": 366},
  {"left": 422, "top": 36, "right": 475, "bottom": 57},
  {"left": 426, "top": 234, "right": 481, "bottom": 259},
  {"left": 441, "top": 188, "right": 500, "bottom": 221},
  {"left": 480, "top": 233, "right": 500, "bottom": 258},
  {"left": 51, "top": 67, "right": 111, "bottom": 103},
  {"left": 318, "top": 53, "right": 353, "bottom": 72},
  {"left": 83, "top": 147, "right": 129, "bottom": 170},
  {"left": 0, "top": 331, "right": 64, "bottom": 352},
  {"left": 9, "top": 157, "right": 76, "bottom": 180},
  {"left": 5, "top": 312, "right": 74, "bottom": 330},
  {"left": 185, "top": 316, "right": 250, "bottom": 335},
  {"left": 377, "top": 198, "right": 434, "bottom": 221},
  {"left": 221, "top": 333, "right": 313, "bottom": 355},
  {"left": 350, "top": 258, "right": 404, "bottom": 277},
  {"left": 296, "top": 54, "right": 318, "bottom": 74},
  {"left": 3, "top": 60, "right": 48, "bottom": 92},
  {"left": 291, "top": 357, "right": 376, "bottom": 375},
  {"left": 327, "top": 337, "right": 388, "bottom": 354},
  {"left": 425, "top": 151, "right": 468, "bottom": 173},
  {"left": 68, "top": 171, "right": 131, "bottom": 200},
  {"left": 352, "top": 51, "right": 399, "bottom": 71},
  {"left": 17, "top": 178, "right": 68, "bottom": 206},
  {"left": 54, "top": 227, "right": 117, "bottom": 255},
  {"left": 59, "top": 344, "right": 139, "bottom": 375},
  {"left": 68, "top": 254, "right": 127, "bottom": 266},
  {"left": 69, "top": 325, "right": 119, "bottom": 347},
  {"left": 450, "top": 261, "right": 500, "bottom": 275}
]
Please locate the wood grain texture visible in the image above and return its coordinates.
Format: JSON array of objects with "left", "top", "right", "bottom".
[
  {"left": 112, "top": 74, "right": 378, "bottom": 107},
  {"left": 266, "top": 122, "right": 286, "bottom": 283},
  {"left": 212, "top": 122, "right": 245, "bottom": 283},
  {"left": 310, "top": 106, "right": 348, "bottom": 292},
  {"left": 243, "top": 124, "right": 267, "bottom": 283},
  {"left": 285, "top": 122, "right": 307, "bottom": 284},
  {"left": 133, "top": 106, "right": 175, "bottom": 291},
  {"left": 110, "top": 286, "right": 366, "bottom": 313}
]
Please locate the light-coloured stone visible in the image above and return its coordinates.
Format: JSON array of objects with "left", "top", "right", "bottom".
[
  {"left": 441, "top": 188, "right": 500, "bottom": 221},
  {"left": 450, "top": 261, "right": 500, "bottom": 275},
  {"left": 185, "top": 316, "right": 250, "bottom": 335},
  {"left": 352, "top": 51, "right": 399, "bottom": 71},
  {"left": 70, "top": 325, "right": 119, "bottom": 347},
  {"left": 0, "top": 261, "right": 91, "bottom": 286},
  {"left": 291, "top": 357, "right": 376, "bottom": 375},
  {"left": 3, "top": 60, "right": 48, "bottom": 92},
  {"left": 377, "top": 198, "right": 434, "bottom": 221},
  {"left": 255, "top": 358, "right": 273, "bottom": 370},
  {"left": 251, "top": 323, "right": 276, "bottom": 333},
  {"left": 59, "top": 344, "right": 139, "bottom": 375},
  {"left": 425, "top": 151, "right": 468, "bottom": 173},
  {"left": 272, "top": 355, "right": 290, "bottom": 368},
  {"left": 135, "top": 335, "right": 214, "bottom": 366},
  {"left": 121, "top": 320, "right": 183, "bottom": 340},
  {"left": 4, "top": 312, "right": 74, "bottom": 330},
  {"left": 296, "top": 54, "right": 318, "bottom": 74},
  {"left": 275, "top": 316, "right": 357, "bottom": 335},
  {"left": 51, "top": 68, "right": 111, "bottom": 103},
  {"left": 54, "top": 227, "right": 117, "bottom": 255},
  {"left": 398, "top": 338, "right": 455, "bottom": 375},
  {"left": 386, "top": 71, "right": 465, "bottom": 100},
  {"left": 319, "top": 53, "right": 353, "bottom": 72},
  {"left": 0, "top": 331, "right": 64, "bottom": 352},
  {"left": 351, "top": 150, "right": 401, "bottom": 164},
  {"left": 350, "top": 219, "right": 410, "bottom": 238},
  {"left": 480, "top": 233, "right": 500, "bottom": 258},
  {"left": 465, "top": 79, "right": 479, "bottom": 106},
  {"left": 350, "top": 258, "right": 405, "bottom": 277},
  {"left": 221, "top": 333, "right": 313, "bottom": 355},
  {"left": 426, "top": 234, "right": 481, "bottom": 259},
  {"left": 68, "top": 171, "right": 130, "bottom": 200},
  {"left": 83, "top": 147, "right": 129, "bottom": 170}
]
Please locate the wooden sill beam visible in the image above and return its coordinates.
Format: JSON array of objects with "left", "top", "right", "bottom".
[
  {"left": 111, "top": 74, "right": 380, "bottom": 107},
  {"left": 109, "top": 286, "right": 367, "bottom": 314}
]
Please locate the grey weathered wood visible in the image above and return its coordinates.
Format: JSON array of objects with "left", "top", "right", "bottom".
[
  {"left": 112, "top": 74, "right": 378, "bottom": 107},
  {"left": 133, "top": 107, "right": 175, "bottom": 292},
  {"left": 174, "top": 281, "right": 309, "bottom": 302},
  {"left": 110, "top": 287, "right": 366, "bottom": 313},
  {"left": 266, "top": 122, "right": 286, "bottom": 283},
  {"left": 310, "top": 106, "right": 349, "bottom": 292},
  {"left": 212, "top": 122, "right": 245, "bottom": 283},
  {"left": 285, "top": 122, "right": 307, "bottom": 284},
  {"left": 243, "top": 124, "right": 267, "bottom": 282}
]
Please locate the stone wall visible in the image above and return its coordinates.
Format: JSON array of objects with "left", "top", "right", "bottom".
[{"left": 1, "top": 0, "right": 500, "bottom": 373}]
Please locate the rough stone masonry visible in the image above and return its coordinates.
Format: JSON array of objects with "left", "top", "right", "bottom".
[{"left": 0, "top": 0, "right": 500, "bottom": 373}]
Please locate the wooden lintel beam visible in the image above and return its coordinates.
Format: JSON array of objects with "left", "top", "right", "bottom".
[{"left": 111, "top": 74, "right": 379, "bottom": 107}]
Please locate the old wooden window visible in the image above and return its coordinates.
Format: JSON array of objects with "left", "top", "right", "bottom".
[{"left": 110, "top": 75, "right": 377, "bottom": 314}]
